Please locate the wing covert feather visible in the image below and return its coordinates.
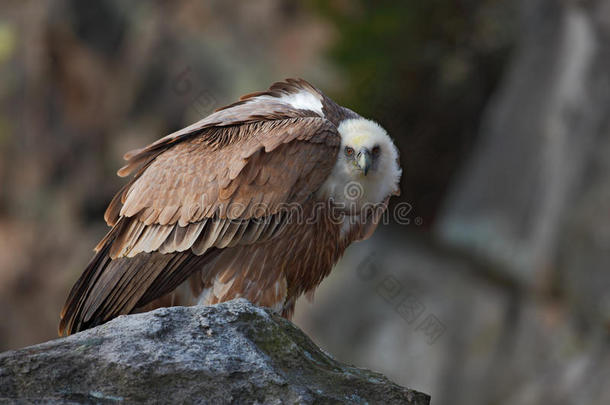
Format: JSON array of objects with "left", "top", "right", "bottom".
[{"left": 104, "top": 117, "right": 339, "bottom": 259}]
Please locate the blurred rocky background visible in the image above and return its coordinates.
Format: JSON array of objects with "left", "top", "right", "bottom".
[{"left": 0, "top": 0, "right": 608, "bottom": 404}]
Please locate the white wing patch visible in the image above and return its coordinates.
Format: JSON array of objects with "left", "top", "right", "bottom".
[
  {"left": 280, "top": 91, "right": 324, "bottom": 115},
  {"left": 256, "top": 90, "right": 324, "bottom": 116}
]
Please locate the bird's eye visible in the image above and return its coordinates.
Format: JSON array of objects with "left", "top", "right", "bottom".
[
  {"left": 345, "top": 146, "right": 354, "bottom": 156},
  {"left": 372, "top": 146, "right": 381, "bottom": 156}
]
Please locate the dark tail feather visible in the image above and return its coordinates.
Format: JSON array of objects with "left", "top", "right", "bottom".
[
  {"left": 59, "top": 241, "right": 114, "bottom": 336},
  {"left": 59, "top": 231, "right": 221, "bottom": 336}
]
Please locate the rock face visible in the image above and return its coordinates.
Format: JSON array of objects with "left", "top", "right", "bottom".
[
  {"left": 436, "top": 0, "right": 609, "bottom": 287},
  {"left": 0, "top": 299, "right": 429, "bottom": 404}
]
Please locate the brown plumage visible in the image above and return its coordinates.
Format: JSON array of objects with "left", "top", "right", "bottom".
[{"left": 59, "top": 78, "right": 401, "bottom": 336}]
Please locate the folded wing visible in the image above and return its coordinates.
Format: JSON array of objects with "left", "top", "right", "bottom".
[{"left": 59, "top": 87, "right": 340, "bottom": 335}]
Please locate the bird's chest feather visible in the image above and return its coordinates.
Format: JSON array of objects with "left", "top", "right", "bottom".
[{"left": 316, "top": 163, "right": 388, "bottom": 214}]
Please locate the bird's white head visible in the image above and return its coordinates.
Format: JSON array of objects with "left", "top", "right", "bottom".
[{"left": 319, "top": 117, "right": 402, "bottom": 211}]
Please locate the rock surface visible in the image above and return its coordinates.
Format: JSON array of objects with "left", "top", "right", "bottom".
[{"left": 0, "top": 299, "right": 429, "bottom": 404}]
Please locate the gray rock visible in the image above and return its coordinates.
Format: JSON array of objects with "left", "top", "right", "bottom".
[{"left": 0, "top": 299, "right": 429, "bottom": 405}]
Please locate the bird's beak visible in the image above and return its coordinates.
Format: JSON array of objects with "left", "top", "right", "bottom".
[{"left": 357, "top": 148, "right": 372, "bottom": 176}]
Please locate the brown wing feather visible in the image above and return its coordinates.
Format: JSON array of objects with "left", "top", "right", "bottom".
[
  {"left": 59, "top": 114, "right": 340, "bottom": 336},
  {"left": 115, "top": 78, "right": 324, "bottom": 181},
  {"left": 59, "top": 231, "right": 221, "bottom": 335},
  {"left": 107, "top": 117, "right": 338, "bottom": 257}
]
